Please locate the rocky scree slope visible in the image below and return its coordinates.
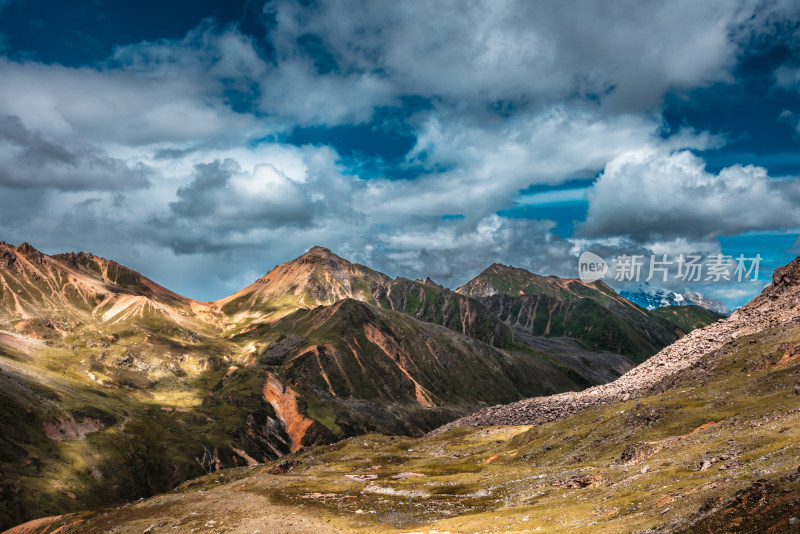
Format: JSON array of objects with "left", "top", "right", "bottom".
[{"left": 431, "top": 256, "right": 800, "bottom": 435}]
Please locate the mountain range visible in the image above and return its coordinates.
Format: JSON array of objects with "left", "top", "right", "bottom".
[
  {"left": 0, "top": 242, "right": 723, "bottom": 530},
  {"left": 619, "top": 284, "right": 732, "bottom": 315},
  {"left": 12, "top": 251, "right": 800, "bottom": 533}
]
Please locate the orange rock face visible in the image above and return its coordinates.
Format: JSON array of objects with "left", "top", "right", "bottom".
[{"left": 262, "top": 372, "right": 315, "bottom": 453}]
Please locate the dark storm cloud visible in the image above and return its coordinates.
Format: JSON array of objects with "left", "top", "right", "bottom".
[
  {"left": 0, "top": 114, "right": 151, "bottom": 190},
  {"left": 153, "top": 147, "right": 198, "bottom": 160},
  {"left": 354, "top": 216, "right": 576, "bottom": 286}
]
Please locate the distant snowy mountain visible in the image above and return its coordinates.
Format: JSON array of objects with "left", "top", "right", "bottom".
[{"left": 619, "top": 285, "right": 731, "bottom": 315}]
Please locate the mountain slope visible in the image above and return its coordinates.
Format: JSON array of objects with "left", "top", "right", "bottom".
[
  {"left": 0, "top": 243, "right": 302, "bottom": 530},
  {"left": 432, "top": 257, "right": 797, "bottom": 433},
  {"left": 215, "top": 246, "right": 391, "bottom": 319},
  {"left": 47, "top": 255, "right": 800, "bottom": 534},
  {"left": 231, "top": 298, "right": 622, "bottom": 450},
  {"left": 650, "top": 304, "right": 725, "bottom": 333},
  {"left": 0, "top": 242, "right": 220, "bottom": 335},
  {"left": 457, "top": 262, "right": 617, "bottom": 300},
  {"left": 457, "top": 263, "right": 720, "bottom": 361}
]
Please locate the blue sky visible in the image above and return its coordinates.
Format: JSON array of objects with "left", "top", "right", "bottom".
[{"left": 0, "top": 0, "right": 799, "bottom": 308}]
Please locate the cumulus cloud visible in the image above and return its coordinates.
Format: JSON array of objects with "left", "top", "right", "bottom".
[
  {"left": 151, "top": 143, "right": 358, "bottom": 254},
  {"left": 258, "top": 61, "right": 396, "bottom": 126},
  {"left": 356, "top": 215, "right": 573, "bottom": 284},
  {"left": 580, "top": 149, "right": 800, "bottom": 241}
]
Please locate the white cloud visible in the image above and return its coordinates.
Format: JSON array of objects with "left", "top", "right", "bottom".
[
  {"left": 258, "top": 59, "right": 396, "bottom": 126},
  {"left": 581, "top": 149, "right": 800, "bottom": 241},
  {"left": 369, "top": 106, "right": 713, "bottom": 225}
]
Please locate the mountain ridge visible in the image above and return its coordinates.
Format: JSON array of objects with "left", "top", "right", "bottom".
[
  {"left": 213, "top": 246, "right": 517, "bottom": 348},
  {"left": 454, "top": 260, "right": 724, "bottom": 360}
]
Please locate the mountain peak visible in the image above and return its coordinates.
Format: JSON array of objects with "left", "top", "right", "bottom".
[
  {"left": 305, "top": 245, "right": 335, "bottom": 255},
  {"left": 297, "top": 246, "right": 344, "bottom": 263},
  {"left": 283, "top": 246, "right": 364, "bottom": 276},
  {"left": 619, "top": 286, "right": 732, "bottom": 315},
  {"left": 0, "top": 241, "right": 46, "bottom": 265},
  {"left": 739, "top": 255, "right": 800, "bottom": 317},
  {"left": 215, "top": 246, "right": 390, "bottom": 317},
  {"left": 486, "top": 262, "right": 519, "bottom": 273},
  {"left": 16, "top": 242, "right": 38, "bottom": 255},
  {"left": 458, "top": 263, "right": 562, "bottom": 298}
]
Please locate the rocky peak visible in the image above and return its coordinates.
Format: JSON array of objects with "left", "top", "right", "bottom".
[
  {"left": 56, "top": 251, "right": 97, "bottom": 268},
  {"left": 219, "top": 246, "right": 391, "bottom": 314},
  {"left": 15, "top": 242, "right": 44, "bottom": 261},
  {"left": 485, "top": 263, "right": 517, "bottom": 275},
  {"left": 16, "top": 242, "right": 37, "bottom": 254},
  {"left": 295, "top": 246, "right": 347, "bottom": 267},
  {"left": 0, "top": 241, "right": 44, "bottom": 265}
]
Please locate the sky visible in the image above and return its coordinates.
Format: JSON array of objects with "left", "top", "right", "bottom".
[{"left": 0, "top": 0, "right": 799, "bottom": 308}]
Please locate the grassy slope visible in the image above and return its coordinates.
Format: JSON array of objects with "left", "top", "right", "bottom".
[
  {"left": 651, "top": 305, "right": 726, "bottom": 333},
  {"left": 0, "top": 314, "right": 296, "bottom": 530},
  {"left": 0, "top": 246, "right": 294, "bottom": 529},
  {"left": 56, "top": 316, "right": 800, "bottom": 533},
  {"left": 231, "top": 299, "right": 603, "bottom": 440}
]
